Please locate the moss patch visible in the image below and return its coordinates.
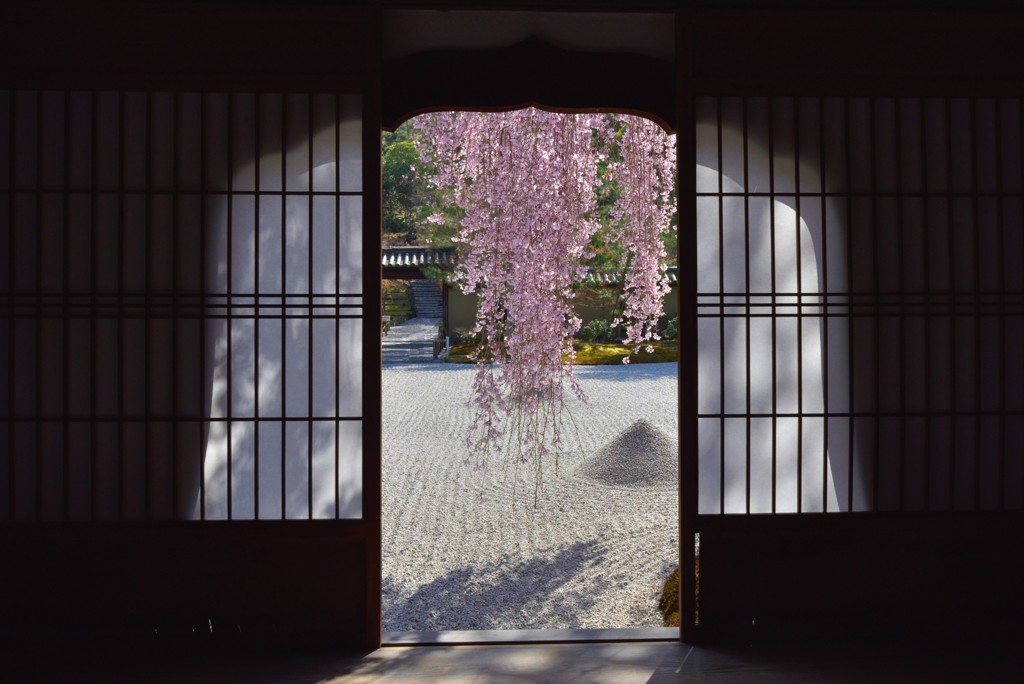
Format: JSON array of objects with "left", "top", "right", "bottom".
[
  {"left": 658, "top": 566, "right": 680, "bottom": 627},
  {"left": 573, "top": 341, "right": 678, "bottom": 365},
  {"left": 447, "top": 344, "right": 487, "bottom": 364},
  {"left": 447, "top": 340, "right": 678, "bottom": 365}
]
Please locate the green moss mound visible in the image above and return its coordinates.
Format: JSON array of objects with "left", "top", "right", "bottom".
[
  {"left": 659, "top": 566, "right": 680, "bottom": 627},
  {"left": 573, "top": 341, "right": 678, "bottom": 364}
]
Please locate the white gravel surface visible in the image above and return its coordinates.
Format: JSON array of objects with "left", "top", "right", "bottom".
[{"left": 382, "top": 362, "right": 679, "bottom": 632}]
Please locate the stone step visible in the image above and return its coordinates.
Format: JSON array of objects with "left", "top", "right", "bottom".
[{"left": 409, "top": 280, "right": 443, "bottom": 318}]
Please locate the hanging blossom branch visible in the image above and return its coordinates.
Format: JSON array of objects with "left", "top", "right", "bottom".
[
  {"left": 602, "top": 116, "right": 678, "bottom": 361},
  {"left": 416, "top": 109, "right": 676, "bottom": 495}
]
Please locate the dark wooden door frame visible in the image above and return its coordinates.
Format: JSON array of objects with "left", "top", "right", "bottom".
[
  {"left": 377, "top": 4, "right": 1024, "bottom": 645},
  {"left": 379, "top": 19, "right": 688, "bottom": 644}
]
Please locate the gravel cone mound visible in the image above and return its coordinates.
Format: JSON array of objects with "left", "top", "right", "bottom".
[{"left": 577, "top": 418, "right": 677, "bottom": 487}]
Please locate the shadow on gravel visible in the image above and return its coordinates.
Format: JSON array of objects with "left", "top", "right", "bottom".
[
  {"left": 382, "top": 540, "right": 607, "bottom": 631},
  {"left": 380, "top": 341, "right": 441, "bottom": 367}
]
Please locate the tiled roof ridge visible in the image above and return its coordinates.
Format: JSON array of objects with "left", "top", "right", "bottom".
[
  {"left": 381, "top": 245, "right": 457, "bottom": 268},
  {"left": 382, "top": 245, "right": 678, "bottom": 285}
]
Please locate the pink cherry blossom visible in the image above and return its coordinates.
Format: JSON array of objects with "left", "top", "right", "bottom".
[{"left": 416, "top": 109, "right": 676, "bottom": 495}]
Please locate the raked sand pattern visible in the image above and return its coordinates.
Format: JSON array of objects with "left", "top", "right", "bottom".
[{"left": 382, "top": 362, "right": 679, "bottom": 632}]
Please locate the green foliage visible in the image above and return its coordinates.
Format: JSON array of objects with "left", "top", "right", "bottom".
[
  {"left": 589, "top": 114, "right": 678, "bottom": 274},
  {"left": 658, "top": 566, "right": 681, "bottom": 627},
  {"left": 382, "top": 129, "right": 428, "bottom": 244},
  {"left": 454, "top": 329, "right": 481, "bottom": 346},
  {"left": 381, "top": 122, "right": 461, "bottom": 248},
  {"left": 419, "top": 263, "right": 449, "bottom": 284},
  {"left": 382, "top": 280, "right": 413, "bottom": 324},
  {"left": 588, "top": 116, "right": 628, "bottom": 273},
  {"left": 660, "top": 315, "right": 678, "bottom": 341},
  {"left": 577, "top": 319, "right": 615, "bottom": 343}
]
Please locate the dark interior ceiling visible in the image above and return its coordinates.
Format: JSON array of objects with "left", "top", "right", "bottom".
[
  {"left": 380, "top": 8, "right": 676, "bottom": 130},
  {"left": 381, "top": 38, "right": 676, "bottom": 131}
]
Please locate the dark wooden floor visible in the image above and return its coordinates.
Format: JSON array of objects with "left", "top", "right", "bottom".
[{"left": 4, "top": 637, "right": 1023, "bottom": 683}]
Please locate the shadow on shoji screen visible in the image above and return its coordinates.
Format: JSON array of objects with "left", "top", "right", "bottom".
[
  {"left": 1, "top": 91, "right": 365, "bottom": 522},
  {"left": 695, "top": 96, "right": 1024, "bottom": 515}
]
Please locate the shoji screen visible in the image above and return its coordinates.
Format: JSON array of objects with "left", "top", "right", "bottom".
[
  {"left": 1, "top": 90, "right": 365, "bottom": 521},
  {"left": 696, "top": 96, "right": 1024, "bottom": 515}
]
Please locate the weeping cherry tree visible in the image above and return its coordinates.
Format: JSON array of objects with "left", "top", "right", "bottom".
[{"left": 416, "top": 108, "right": 676, "bottom": 495}]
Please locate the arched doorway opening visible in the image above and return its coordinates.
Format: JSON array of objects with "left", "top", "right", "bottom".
[
  {"left": 379, "top": 9, "right": 682, "bottom": 642},
  {"left": 379, "top": 108, "right": 680, "bottom": 640}
]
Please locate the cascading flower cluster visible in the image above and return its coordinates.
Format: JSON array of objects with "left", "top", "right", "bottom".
[
  {"left": 416, "top": 108, "right": 676, "bottom": 493},
  {"left": 603, "top": 116, "right": 678, "bottom": 359}
]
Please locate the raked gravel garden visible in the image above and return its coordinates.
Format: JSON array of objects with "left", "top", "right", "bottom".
[{"left": 382, "top": 361, "right": 678, "bottom": 632}]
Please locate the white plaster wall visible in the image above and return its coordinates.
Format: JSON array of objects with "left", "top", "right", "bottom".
[
  {"left": 198, "top": 93, "right": 364, "bottom": 520},
  {"left": 1, "top": 91, "right": 366, "bottom": 521},
  {"left": 696, "top": 97, "right": 852, "bottom": 514},
  {"left": 695, "top": 96, "right": 1024, "bottom": 513},
  {"left": 4, "top": 92, "right": 1022, "bottom": 520}
]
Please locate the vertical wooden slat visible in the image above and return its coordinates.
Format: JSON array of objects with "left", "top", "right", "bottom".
[
  {"left": 676, "top": 8, "right": 699, "bottom": 643},
  {"left": 364, "top": 5, "right": 385, "bottom": 649},
  {"left": 794, "top": 97, "right": 803, "bottom": 513},
  {"left": 921, "top": 96, "right": 933, "bottom": 511},
  {"left": 35, "top": 90, "right": 44, "bottom": 521},
  {"left": 1015, "top": 98, "right": 1024, "bottom": 509},
  {"left": 226, "top": 93, "right": 235, "bottom": 521},
  {"left": 716, "top": 96, "right": 725, "bottom": 514},
  {"left": 743, "top": 97, "right": 752, "bottom": 515},
  {"left": 7, "top": 91, "right": 17, "bottom": 521},
  {"left": 970, "top": 97, "right": 982, "bottom": 511},
  {"left": 768, "top": 97, "right": 777, "bottom": 513},
  {"left": 198, "top": 91, "right": 207, "bottom": 521},
  {"left": 946, "top": 97, "right": 956, "bottom": 509},
  {"left": 844, "top": 97, "right": 855, "bottom": 512},
  {"left": 869, "top": 97, "right": 881, "bottom": 512},
  {"left": 90, "top": 91, "right": 99, "bottom": 520},
  {"left": 63, "top": 89, "right": 74, "bottom": 518},
  {"left": 1017, "top": 95, "right": 1024, "bottom": 507},
  {"left": 171, "top": 91, "right": 179, "bottom": 518},
  {"left": 254, "top": 92, "right": 262, "bottom": 520},
  {"left": 144, "top": 90, "right": 152, "bottom": 520},
  {"left": 308, "top": 93, "right": 315, "bottom": 520},
  {"left": 819, "top": 96, "right": 830, "bottom": 512},
  {"left": 896, "top": 98, "right": 907, "bottom": 512},
  {"left": 334, "top": 92, "right": 341, "bottom": 521},
  {"left": 116, "top": 90, "right": 125, "bottom": 520},
  {"left": 62, "top": 89, "right": 71, "bottom": 520},
  {"left": 995, "top": 99, "right": 1006, "bottom": 511},
  {"left": 280, "top": 93, "right": 288, "bottom": 520}
]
